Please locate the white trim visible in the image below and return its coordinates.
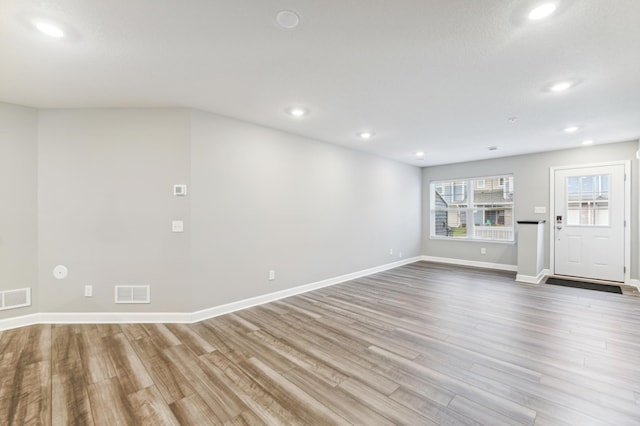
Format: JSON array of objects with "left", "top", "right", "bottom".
[
  {"left": 549, "top": 160, "right": 631, "bottom": 283},
  {"left": 0, "top": 313, "right": 40, "bottom": 331},
  {"left": 516, "top": 269, "right": 550, "bottom": 284},
  {"left": 421, "top": 255, "right": 517, "bottom": 272},
  {"left": 0, "top": 257, "right": 421, "bottom": 332},
  {"left": 191, "top": 256, "right": 421, "bottom": 323},
  {"left": 38, "top": 312, "right": 191, "bottom": 324},
  {"left": 629, "top": 279, "right": 640, "bottom": 292}
]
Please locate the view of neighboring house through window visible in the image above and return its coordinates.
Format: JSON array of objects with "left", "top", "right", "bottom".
[
  {"left": 431, "top": 175, "right": 514, "bottom": 242},
  {"left": 566, "top": 174, "right": 609, "bottom": 226}
]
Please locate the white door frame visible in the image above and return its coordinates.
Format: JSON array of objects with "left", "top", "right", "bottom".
[{"left": 549, "top": 160, "right": 631, "bottom": 284}]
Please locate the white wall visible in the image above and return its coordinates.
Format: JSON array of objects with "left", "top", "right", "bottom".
[
  {"left": 37, "top": 109, "right": 192, "bottom": 312},
  {"left": 0, "top": 103, "right": 38, "bottom": 319},
  {"left": 190, "top": 111, "right": 422, "bottom": 310},
  {"left": 5, "top": 100, "right": 634, "bottom": 322},
  {"left": 422, "top": 140, "right": 639, "bottom": 277},
  {"left": 0, "top": 104, "right": 422, "bottom": 320}
]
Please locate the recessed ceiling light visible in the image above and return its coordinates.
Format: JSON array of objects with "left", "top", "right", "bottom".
[
  {"left": 276, "top": 10, "right": 300, "bottom": 29},
  {"left": 415, "top": 151, "right": 425, "bottom": 158},
  {"left": 34, "top": 20, "right": 65, "bottom": 38},
  {"left": 358, "top": 131, "right": 374, "bottom": 140},
  {"left": 550, "top": 81, "right": 574, "bottom": 92},
  {"left": 581, "top": 139, "right": 594, "bottom": 145},
  {"left": 287, "top": 107, "right": 308, "bottom": 118},
  {"left": 564, "top": 125, "right": 580, "bottom": 133},
  {"left": 528, "top": 3, "right": 557, "bottom": 20}
]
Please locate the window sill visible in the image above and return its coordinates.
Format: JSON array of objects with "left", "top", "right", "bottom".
[{"left": 429, "top": 236, "right": 515, "bottom": 245}]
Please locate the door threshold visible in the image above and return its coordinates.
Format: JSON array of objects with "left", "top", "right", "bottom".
[
  {"left": 550, "top": 274, "right": 622, "bottom": 285},
  {"left": 550, "top": 275, "right": 639, "bottom": 296}
]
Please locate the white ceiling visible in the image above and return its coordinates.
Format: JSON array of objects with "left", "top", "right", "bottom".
[{"left": 1, "top": 0, "right": 639, "bottom": 166}]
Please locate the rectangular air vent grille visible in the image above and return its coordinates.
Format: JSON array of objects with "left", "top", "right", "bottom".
[
  {"left": 0, "top": 288, "right": 31, "bottom": 311},
  {"left": 115, "top": 285, "right": 150, "bottom": 304}
]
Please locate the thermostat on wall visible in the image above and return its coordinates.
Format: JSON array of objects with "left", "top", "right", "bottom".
[{"left": 173, "top": 184, "right": 187, "bottom": 196}]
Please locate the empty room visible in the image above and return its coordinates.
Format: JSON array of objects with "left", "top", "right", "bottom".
[{"left": 1, "top": 0, "right": 640, "bottom": 425}]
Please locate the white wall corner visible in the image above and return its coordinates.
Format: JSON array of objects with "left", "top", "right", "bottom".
[
  {"left": 421, "top": 255, "right": 517, "bottom": 272},
  {"left": 629, "top": 278, "right": 640, "bottom": 292},
  {"left": 516, "top": 269, "right": 550, "bottom": 284}
]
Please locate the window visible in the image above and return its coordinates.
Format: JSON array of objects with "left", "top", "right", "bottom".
[
  {"left": 566, "top": 174, "right": 609, "bottom": 226},
  {"left": 431, "top": 175, "right": 514, "bottom": 242}
]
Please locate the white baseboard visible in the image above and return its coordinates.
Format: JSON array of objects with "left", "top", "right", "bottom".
[
  {"left": 629, "top": 279, "right": 640, "bottom": 292},
  {"left": 38, "top": 312, "right": 192, "bottom": 324},
  {"left": 516, "top": 269, "right": 550, "bottom": 284},
  {"left": 421, "top": 255, "right": 517, "bottom": 272},
  {"left": 0, "top": 256, "right": 421, "bottom": 332},
  {"left": 0, "top": 313, "right": 41, "bottom": 331},
  {"left": 191, "top": 256, "right": 421, "bottom": 323}
]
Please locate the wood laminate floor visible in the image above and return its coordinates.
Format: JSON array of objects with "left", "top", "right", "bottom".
[{"left": 2, "top": 261, "right": 640, "bottom": 425}]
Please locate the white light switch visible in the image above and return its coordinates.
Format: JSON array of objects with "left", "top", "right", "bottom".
[
  {"left": 172, "top": 220, "right": 184, "bottom": 233},
  {"left": 534, "top": 206, "right": 546, "bottom": 214}
]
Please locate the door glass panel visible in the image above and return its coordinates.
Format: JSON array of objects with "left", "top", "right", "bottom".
[{"left": 566, "top": 174, "right": 610, "bottom": 226}]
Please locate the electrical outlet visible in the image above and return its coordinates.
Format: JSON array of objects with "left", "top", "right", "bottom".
[
  {"left": 389, "top": 248, "right": 393, "bottom": 255},
  {"left": 173, "top": 184, "right": 187, "bottom": 196},
  {"left": 398, "top": 251, "right": 403, "bottom": 258},
  {"left": 84, "top": 285, "right": 93, "bottom": 297},
  {"left": 481, "top": 247, "right": 487, "bottom": 254},
  {"left": 268, "top": 270, "right": 275, "bottom": 281}
]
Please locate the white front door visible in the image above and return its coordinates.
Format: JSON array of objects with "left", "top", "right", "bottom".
[{"left": 554, "top": 164, "right": 625, "bottom": 282}]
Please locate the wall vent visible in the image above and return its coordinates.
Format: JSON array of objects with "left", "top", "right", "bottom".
[
  {"left": 115, "top": 286, "right": 150, "bottom": 304},
  {"left": 0, "top": 288, "right": 31, "bottom": 311}
]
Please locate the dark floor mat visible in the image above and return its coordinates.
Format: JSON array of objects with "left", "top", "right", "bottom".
[{"left": 545, "top": 277, "right": 622, "bottom": 294}]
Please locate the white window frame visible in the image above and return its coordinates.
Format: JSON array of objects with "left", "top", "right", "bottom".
[{"left": 430, "top": 174, "right": 515, "bottom": 243}]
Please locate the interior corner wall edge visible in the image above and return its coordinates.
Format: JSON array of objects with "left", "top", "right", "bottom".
[
  {"left": 421, "top": 140, "right": 639, "bottom": 279},
  {"left": 0, "top": 102, "right": 38, "bottom": 320},
  {"left": 189, "top": 109, "right": 422, "bottom": 311}
]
